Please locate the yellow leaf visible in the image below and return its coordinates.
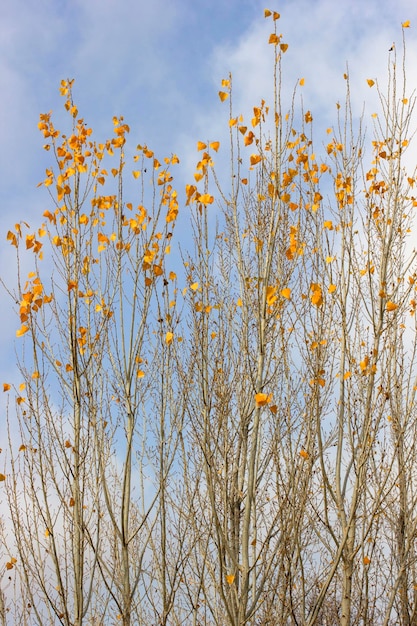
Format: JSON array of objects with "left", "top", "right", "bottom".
[
  {"left": 255, "top": 392, "right": 272, "bottom": 407},
  {"left": 299, "top": 78, "right": 305, "bottom": 86},
  {"left": 210, "top": 141, "right": 220, "bottom": 152},
  {"left": 3, "top": 383, "right": 11, "bottom": 392},
  {"left": 45, "top": 528, "right": 50, "bottom": 537},
  {"left": 16, "top": 325, "right": 29, "bottom": 337},
  {"left": 328, "top": 284, "right": 337, "bottom": 293},
  {"left": 299, "top": 449, "right": 309, "bottom": 459},
  {"left": 132, "top": 171, "right": 141, "bottom": 179},
  {"left": 218, "top": 91, "right": 229, "bottom": 102},
  {"left": 264, "top": 9, "right": 272, "bottom": 17},
  {"left": 363, "top": 556, "right": 371, "bottom": 565},
  {"left": 226, "top": 574, "right": 235, "bottom": 585},
  {"left": 344, "top": 371, "right": 351, "bottom": 380},
  {"left": 169, "top": 271, "right": 177, "bottom": 281},
  {"left": 19, "top": 445, "right": 26, "bottom": 451},
  {"left": 269, "top": 33, "right": 279, "bottom": 45},
  {"left": 386, "top": 301, "right": 398, "bottom": 311},
  {"left": 237, "top": 297, "right": 243, "bottom": 307},
  {"left": 137, "top": 370, "right": 145, "bottom": 378},
  {"left": 402, "top": 20, "right": 410, "bottom": 28},
  {"left": 280, "top": 43, "right": 288, "bottom": 53},
  {"left": 323, "top": 220, "right": 333, "bottom": 230},
  {"left": 197, "top": 141, "right": 207, "bottom": 151},
  {"left": 165, "top": 332, "right": 174, "bottom": 345},
  {"left": 367, "top": 79, "right": 375, "bottom": 87},
  {"left": 190, "top": 282, "right": 199, "bottom": 291},
  {"left": 281, "top": 287, "right": 291, "bottom": 299},
  {"left": 199, "top": 194, "right": 214, "bottom": 205},
  {"left": 250, "top": 154, "right": 262, "bottom": 166},
  {"left": 0, "top": 474, "right": 6, "bottom": 481}
]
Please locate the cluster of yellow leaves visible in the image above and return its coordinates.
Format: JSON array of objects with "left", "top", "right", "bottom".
[
  {"left": 185, "top": 142, "right": 221, "bottom": 209},
  {"left": 15, "top": 273, "right": 53, "bottom": 337},
  {"left": 5, "top": 557, "right": 17, "bottom": 570},
  {"left": 286, "top": 225, "right": 304, "bottom": 260},
  {"left": 310, "top": 283, "right": 323, "bottom": 307}
]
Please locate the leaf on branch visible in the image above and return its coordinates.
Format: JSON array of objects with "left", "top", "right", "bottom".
[
  {"left": 386, "top": 301, "right": 398, "bottom": 311},
  {"left": 255, "top": 392, "right": 272, "bottom": 407},
  {"left": 310, "top": 283, "right": 323, "bottom": 307}
]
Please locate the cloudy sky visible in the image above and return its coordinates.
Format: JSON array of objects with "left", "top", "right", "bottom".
[{"left": 1, "top": 0, "right": 416, "bottom": 387}]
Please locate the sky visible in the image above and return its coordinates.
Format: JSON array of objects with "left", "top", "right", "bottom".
[{"left": 1, "top": 0, "right": 417, "bottom": 388}]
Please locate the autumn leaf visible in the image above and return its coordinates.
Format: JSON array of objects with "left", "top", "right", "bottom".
[
  {"left": 250, "top": 154, "right": 262, "bottom": 166},
  {"left": 281, "top": 287, "right": 291, "bottom": 299},
  {"left": 199, "top": 194, "right": 214, "bottom": 205},
  {"left": 226, "top": 574, "right": 235, "bottom": 585},
  {"left": 255, "top": 392, "right": 272, "bottom": 407},
  {"left": 0, "top": 474, "right": 6, "bottom": 481},
  {"left": 3, "top": 383, "right": 11, "bottom": 392},
  {"left": 299, "top": 449, "right": 309, "bottom": 459},
  {"left": 367, "top": 79, "right": 375, "bottom": 88},
  {"left": 363, "top": 556, "right": 371, "bottom": 565},
  {"left": 165, "top": 332, "right": 174, "bottom": 345},
  {"left": 197, "top": 141, "right": 207, "bottom": 151},
  {"left": 210, "top": 141, "right": 220, "bottom": 152},
  {"left": 218, "top": 91, "right": 229, "bottom": 102},
  {"left": 402, "top": 20, "right": 410, "bottom": 28},
  {"left": 386, "top": 301, "right": 398, "bottom": 312},
  {"left": 310, "top": 283, "right": 323, "bottom": 307}
]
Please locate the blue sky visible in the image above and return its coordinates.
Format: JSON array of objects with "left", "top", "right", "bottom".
[{"left": 1, "top": 0, "right": 417, "bottom": 385}]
